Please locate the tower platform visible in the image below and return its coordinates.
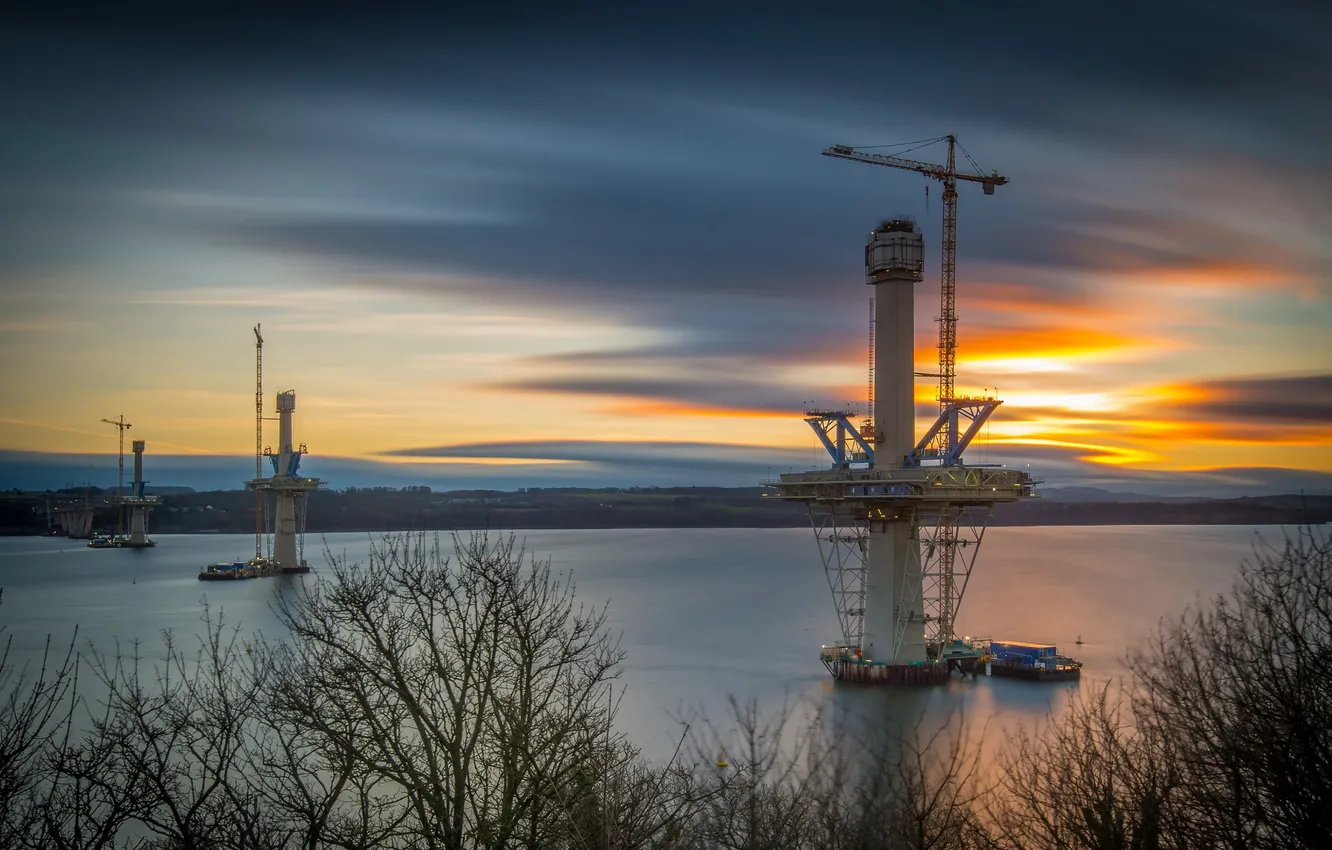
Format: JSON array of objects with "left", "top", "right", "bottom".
[
  {"left": 113, "top": 495, "right": 161, "bottom": 547},
  {"left": 766, "top": 465, "right": 1032, "bottom": 506},
  {"left": 767, "top": 463, "right": 1035, "bottom": 685}
]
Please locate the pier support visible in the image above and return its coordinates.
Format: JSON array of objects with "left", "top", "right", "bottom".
[{"left": 55, "top": 506, "right": 95, "bottom": 539}]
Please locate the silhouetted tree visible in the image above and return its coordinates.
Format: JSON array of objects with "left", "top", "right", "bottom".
[
  {"left": 1, "top": 590, "right": 83, "bottom": 847},
  {"left": 991, "top": 685, "right": 1176, "bottom": 850},
  {"left": 262, "top": 530, "right": 707, "bottom": 849},
  {"left": 1129, "top": 525, "right": 1331, "bottom": 849}
]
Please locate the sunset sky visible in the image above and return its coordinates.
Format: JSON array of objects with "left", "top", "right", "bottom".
[{"left": 2, "top": 2, "right": 1329, "bottom": 495}]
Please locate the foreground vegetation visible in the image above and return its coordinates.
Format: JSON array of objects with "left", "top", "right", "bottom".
[{"left": 2, "top": 525, "right": 1328, "bottom": 848}]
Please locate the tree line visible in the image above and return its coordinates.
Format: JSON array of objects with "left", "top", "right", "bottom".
[
  {"left": 8, "top": 487, "right": 1331, "bottom": 536},
  {"left": 2, "top": 525, "right": 1328, "bottom": 848}
]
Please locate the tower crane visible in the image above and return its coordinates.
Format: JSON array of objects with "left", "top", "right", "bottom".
[
  {"left": 254, "top": 323, "right": 264, "bottom": 561},
  {"left": 100, "top": 415, "right": 131, "bottom": 534},
  {"left": 822, "top": 135, "right": 1006, "bottom": 420}
]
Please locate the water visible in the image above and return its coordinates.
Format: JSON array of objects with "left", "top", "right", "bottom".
[{"left": 0, "top": 525, "right": 1276, "bottom": 760}]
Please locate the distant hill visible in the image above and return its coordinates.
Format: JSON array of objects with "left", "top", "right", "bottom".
[
  {"left": 1034, "top": 486, "right": 1205, "bottom": 503},
  {"left": 4, "top": 486, "right": 1329, "bottom": 536}
]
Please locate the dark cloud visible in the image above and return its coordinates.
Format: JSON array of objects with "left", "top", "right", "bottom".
[
  {"left": 380, "top": 439, "right": 811, "bottom": 468},
  {"left": 4, "top": 0, "right": 1327, "bottom": 359},
  {"left": 1188, "top": 374, "right": 1332, "bottom": 424},
  {"left": 527, "top": 332, "right": 864, "bottom": 370},
  {"left": 485, "top": 377, "right": 817, "bottom": 415}
]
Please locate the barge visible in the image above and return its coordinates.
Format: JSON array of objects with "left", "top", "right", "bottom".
[
  {"left": 197, "top": 557, "right": 312, "bottom": 581},
  {"left": 986, "top": 640, "right": 1082, "bottom": 681},
  {"left": 87, "top": 534, "right": 156, "bottom": 549},
  {"left": 198, "top": 561, "right": 257, "bottom": 581}
]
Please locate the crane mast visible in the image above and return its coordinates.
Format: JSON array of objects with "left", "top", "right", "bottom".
[
  {"left": 100, "top": 415, "right": 132, "bottom": 535},
  {"left": 939, "top": 139, "right": 958, "bottom": 405},
  {"left": 254, "top": 324, "right": 264, "bottom": 560}
]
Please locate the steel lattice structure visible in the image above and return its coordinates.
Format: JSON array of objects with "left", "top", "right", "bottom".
[{"left": 771, "top": 410, "right": 1036, "bottom": 665}]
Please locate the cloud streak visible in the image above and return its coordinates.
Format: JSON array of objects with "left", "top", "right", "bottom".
[{"left": 2, "top": 3, "right": 1329, "bottom": 491}]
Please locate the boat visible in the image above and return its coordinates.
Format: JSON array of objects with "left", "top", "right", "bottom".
[
  {"left": 197, "top": 561, "right": 257, "bottom": 581},
  {"left": 87, "top": 535, "right": 118, "bottom": 549},
  {"left": 986, "top": 640, "right": 1082, "bottom": 681}
]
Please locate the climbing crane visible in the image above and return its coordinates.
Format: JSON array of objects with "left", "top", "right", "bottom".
[
  {"left": 254, "top": 323, "right": 265, "bottom": 560},
  {"left": 100, "top": 415, "right": 131, "bottom": 534},
  {"left": 822, "top": 135, "right": 1006, "bottom": 411}
]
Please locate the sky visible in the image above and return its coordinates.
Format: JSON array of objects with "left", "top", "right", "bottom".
[{"left": 2, "top": 2, "right": 1330, "bottom": 495}]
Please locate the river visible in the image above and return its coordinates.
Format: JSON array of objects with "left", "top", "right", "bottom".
[{"left": 0, "top": 524, "right": 1278, "bottom": 762}]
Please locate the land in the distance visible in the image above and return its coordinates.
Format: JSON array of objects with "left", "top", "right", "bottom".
[{"left": 3, "top": 486, "right": 1329, "bottom": 536}]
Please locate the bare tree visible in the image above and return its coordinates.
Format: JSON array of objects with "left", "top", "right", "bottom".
[
  {"left": 1, "top": 589, "right": 83, "bottom": 848},
  {"left": 681, "top": 697, "right": 989, "bottom": 850},
  {"left": 83, "top": 608, "right": 268, "bottom": 850},
  {"left": 1129, "top": 525, "right": 1332, "bottom": 850},
  {"left": 686, "top": 696, "right": 824, "bottom": 850},
  {"left": 262, "top": 531, "right": 652, "bottom": 849},
  {"left": 990, "top": 684, "right": 1176, "bottom": 850}
]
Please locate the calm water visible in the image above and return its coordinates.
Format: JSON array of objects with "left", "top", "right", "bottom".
[{"left": 0, "top": 525, "right": 1277, "bottom": 760}]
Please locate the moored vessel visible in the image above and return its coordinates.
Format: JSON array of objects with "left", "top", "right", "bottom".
[
  {"left": 198, "top": 561, "right": 257, "bottom": 581},
  {"left": 985, "top": 640, "right": 1082, "bottom": 681}
]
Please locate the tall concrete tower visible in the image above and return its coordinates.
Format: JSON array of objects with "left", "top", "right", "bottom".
[
  {"left": 862, "top": 219, "right": 927, "bottom": 664},
  {"left": 248, "top": 390, "right": 321, "bottom": 573},
  {"left": 768, "top": 218, "right": 1036, "bottom": 684},
  {"left": 119, "top": 440, "right": 160, "bottom": 548}
]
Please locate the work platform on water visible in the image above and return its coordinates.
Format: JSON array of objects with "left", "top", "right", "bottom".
[{"left": 766, "top": 142, "right": 1040, "bottom": 685}]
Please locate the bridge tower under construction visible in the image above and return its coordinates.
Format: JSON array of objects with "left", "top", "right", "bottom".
[
  {"left": 766, "top": 218, "right": 1036, "bottom": 684},
  {"left": 117, "top": 439, "right": 160, "bottom": 547},
  {"left": 247, "top": 390, "right": 321, "bottom": 572}
]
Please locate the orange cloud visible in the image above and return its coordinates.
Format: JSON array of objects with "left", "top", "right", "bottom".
[
  {"left": 1104, "top": 260, "right": 1312, "bottom": 294},
  {"left": 988, "top": 437, "right": 1161, "bottom": 466},
  {"left": 959, "top": 370, "right": 1332, "bottom": 474}
]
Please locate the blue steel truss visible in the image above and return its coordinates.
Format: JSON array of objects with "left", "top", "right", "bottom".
[
  {"left": 804, "top": 410, "right": 874, "bottom": 469},
  {"left": 265, "top": 443, "right": 308, "bottom": 476},
  {"left": 909, "top": 398, "right": 1002, "bottom": 467},
  {"left": 806, "top": 399, "right": 1002, "bottom": 470}
]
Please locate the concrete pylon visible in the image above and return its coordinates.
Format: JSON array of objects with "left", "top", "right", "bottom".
[{"left": 861, "top": 219, "right": 926, "bottom": 664}]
